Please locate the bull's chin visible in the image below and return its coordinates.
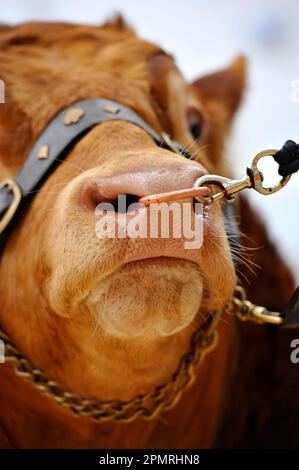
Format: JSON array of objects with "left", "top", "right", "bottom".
[{"left": 85, "top": 257, "right": 204, "bottom": 338}]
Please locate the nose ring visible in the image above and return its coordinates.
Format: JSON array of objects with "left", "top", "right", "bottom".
[{"left": 138, "top": 186, "right": 210, "bottom": 206}]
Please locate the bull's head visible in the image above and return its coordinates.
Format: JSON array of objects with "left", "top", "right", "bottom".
[{"left": 0, "top": 20, "right": 245, "bottom": 402}]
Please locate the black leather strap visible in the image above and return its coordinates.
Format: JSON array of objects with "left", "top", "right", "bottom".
[
  {"left": 274, "top": 140, "right": 299, "bottom": 177},
  {"left": 0, "top": 98, "right": 191, "bottom": 225}
]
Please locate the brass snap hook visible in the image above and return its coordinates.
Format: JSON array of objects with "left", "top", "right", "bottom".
[
  {"left": 193, "top": 149, "right": 293, "bottom": 204},
  {"left": 228, "top": 284, "right": 283, "bottom": 325},
  {"left": 193, "top": 174, "right": 250, "bottom": 204}
]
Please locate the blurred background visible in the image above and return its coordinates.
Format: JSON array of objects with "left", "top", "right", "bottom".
[{"left": 1, "top": 0, "right": 299, "bottom": 280}]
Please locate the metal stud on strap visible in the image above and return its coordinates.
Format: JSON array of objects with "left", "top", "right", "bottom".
[{"left": 0, "top": 179, "right": 22, "bottom": 235}]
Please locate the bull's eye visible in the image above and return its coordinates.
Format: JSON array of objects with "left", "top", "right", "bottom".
[{"left": 187, "top": 107, "right": 204, "bottom": 140}]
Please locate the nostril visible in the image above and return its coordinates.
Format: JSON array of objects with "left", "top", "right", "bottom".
[
  {"left": 109, "top": 194, "right": 140, "bottom": 213},
  {"left": 80, "top": 178, "right": 143, "bottom": 213},
  {"left": 80, "top": 179, "right": 141, "bottom": 214}
]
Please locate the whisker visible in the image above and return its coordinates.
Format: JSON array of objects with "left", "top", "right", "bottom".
[
  {"left": 55, "top": 157, "right": 87, "bottom": 174},
  {"left": 235, "top": 266, "right": 252, "bottom": 285}
]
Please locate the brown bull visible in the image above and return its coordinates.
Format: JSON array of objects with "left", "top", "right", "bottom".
[{"left": 0, "top": 18, "right": 298, "bottom": 448}]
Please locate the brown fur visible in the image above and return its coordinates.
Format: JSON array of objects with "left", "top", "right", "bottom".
[{"left": 0, "top": 20, "right": 296, "bottom": 448}]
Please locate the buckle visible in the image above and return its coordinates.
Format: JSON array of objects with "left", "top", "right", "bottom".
[{"left": 0, "top": 179, "right": 22, "bottom": 235}]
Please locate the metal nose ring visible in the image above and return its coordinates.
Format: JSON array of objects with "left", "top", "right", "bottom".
[{"left": 138, "top": 186, "right": 210, "bottom": 206}]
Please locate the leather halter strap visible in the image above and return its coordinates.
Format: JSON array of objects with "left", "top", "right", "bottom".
[{"left": 0, "top": 98, "right": 191, "bottom": 232}]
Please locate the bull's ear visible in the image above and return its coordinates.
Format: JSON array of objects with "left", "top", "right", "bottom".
[
  {"left": 192, "top": 55, "right": 246, "bottom": 123},
  {"left": 191, "top": 56, "right": 246, "bottom": 171},
  {"left": 102, "top": 14, "right": 134, "bottom": 32}
]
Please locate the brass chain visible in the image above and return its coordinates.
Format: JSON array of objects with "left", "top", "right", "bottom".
[
  {"left": 0, "top": 311, "right": 221, "bottom": 423},
  {"left": 0, "top": 285, "right": 283, "bottom": 422}
]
